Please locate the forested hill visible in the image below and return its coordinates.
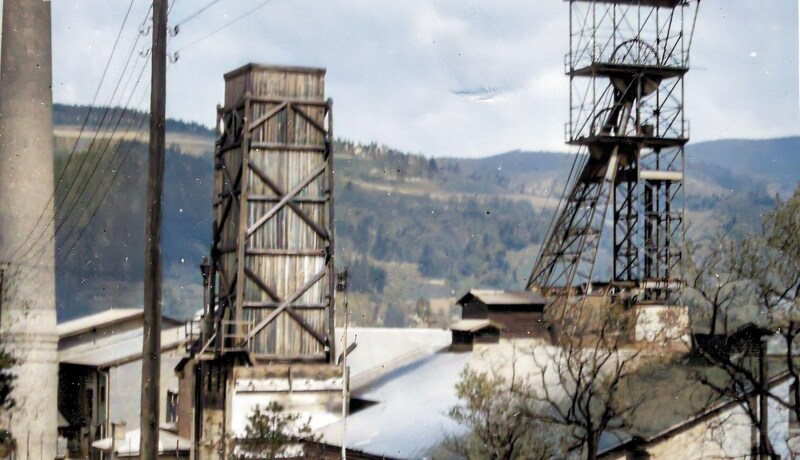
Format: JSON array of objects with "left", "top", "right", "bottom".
[{"left": 49, "top": 104, "right": 796, "bottom": 326}]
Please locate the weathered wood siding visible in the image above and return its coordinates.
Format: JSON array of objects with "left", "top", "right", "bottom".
[
  {"left": 215, "top": 64, "right": 333, "bottom": 361},
  {"left": 460, "top": 300, "right": 547, "bottom": 338}
]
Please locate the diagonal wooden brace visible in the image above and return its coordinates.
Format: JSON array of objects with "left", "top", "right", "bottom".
[
  {"left": 290, "top": 103, "right": 327, "bottom": 135},
  {"left": 248, "top": 162, "right": 329, "bottom": 240},
  {"left": 246, "top": 161, "right": 327, "bottom": 237},
  {"left": 248, "top": 101, "right": 288, "bottom": 133},
  {"left": 244, "top": 266, "right": 281, "bottom": 303},
  {"left": 246, "top": 268, "right": 327, "bottom": 343}
]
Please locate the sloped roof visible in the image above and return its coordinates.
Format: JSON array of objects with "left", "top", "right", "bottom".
[
  {"left": 316, "top": 351, "right": 471, "bottom": 459},
  {"left": 333, "top": 327, "right": 451, "bottom": 390},
  {"left": 56, "top": 308, "right": 144, "bottom": 339},
  {"left": 456, "top": 289, "right": 546, "bottom": 307},
  {"left": 450, "top": 319, "right": 501, "bottom": 332},
  {"left": 59, "top": 326, "right": 187, "bottom": 368}
]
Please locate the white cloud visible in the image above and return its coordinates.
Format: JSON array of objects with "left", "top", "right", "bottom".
[{"left": 43, "top": 0, "right": 799, "bottom": 158}]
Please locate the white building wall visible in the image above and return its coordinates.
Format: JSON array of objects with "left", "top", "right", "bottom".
[
  {"left": 230, "top": 390, "right": 342, "bottom": 437},
  {"left": 108, "top": 352, "right": 183, "bottom": 430},
  {"left": 646, "top": 404, "right": 753, "bottom": 459},
  {"left": 770, "top": 378, "right": 793, "bottom": 459},
  {"left": 643, "top": 380, "right": 794, "bottom": 460}
]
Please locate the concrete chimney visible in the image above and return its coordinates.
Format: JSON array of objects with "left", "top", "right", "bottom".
[{"left": 0, "top": 0, "right": 59, "bottom": 458}]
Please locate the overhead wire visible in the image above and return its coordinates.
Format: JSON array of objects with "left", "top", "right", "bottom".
[
  {"left": 15, "top": 5, "right": 154, "bottom": 267},
  {"left": 171, "top": 0, "right": 220, "bottom": 29},
  {"left": 52, "top": 62, "right": 151, "bottom": 262},
  {"left": 7, "top": 0, "right": 138, "bottom": 262},
  {"left": 15, "top": 47, "right": 149, "bottom": 265},
  {"left": 56, "top": 89, "right": 152, "bottom": 269},
  {"left": 173, "top": 0, "right": 277, "bottom": 55},
  {"left": 14, "top": 58, "right": 151, "bottom": 284}
]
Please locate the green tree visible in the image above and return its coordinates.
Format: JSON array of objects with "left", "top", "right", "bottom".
[
  {"left": 233, "top": 402, "right": 319, "bottom": 459},
  {"left": 447, "top": 367, "right": 559, "bottom": 460}
]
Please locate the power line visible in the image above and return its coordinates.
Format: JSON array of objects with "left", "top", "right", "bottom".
[
  {"left": 53, "top": 65, "right": 151, "bottom": 263},
  {"left": 171, "top": 0, "right": 221, "bottom": 29},
  {"left": 14, "top": 48, "right": 150, "bottom": 265},
  {"left": 14, "top": 64, "right": 151, "bottom": 285},
  {"left": 8, "top": 0, "right": 138, "bottom": 262},
  {"left": 13, "top": 2, "right": 151, "bottom": 262},
  {"left": 15, "top": 53, "right": 151, "bottom": 268},
  {"left": 174, "top": 0, "right": 276, "bottom": 54},
  {"left": 56, "top": 91, "right": 151, "bottom": 269},
  {"left": 13, "top": 1, "right": 157, "bottom": 259}
]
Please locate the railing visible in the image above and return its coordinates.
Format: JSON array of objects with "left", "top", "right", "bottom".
[
  {"left": 565, "top": 114, "right": 689, "bottom": 144},
  {"left": 220, "top": 320, "right": 253, "bottom": 353},
  {"left": 565, "top": 35, "right": 689, "bottom": 73}
]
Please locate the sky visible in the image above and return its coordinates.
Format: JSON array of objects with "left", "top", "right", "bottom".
[{"left": 42, "top": 0, "right": 800, "bottom": 158}]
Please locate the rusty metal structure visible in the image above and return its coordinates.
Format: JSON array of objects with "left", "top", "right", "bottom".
[
  {"left": 528, "top": 0, "right": 699, "bottom": 316},
  {"left": 181, "top": 64, "right": 340, "bottom": 457}
]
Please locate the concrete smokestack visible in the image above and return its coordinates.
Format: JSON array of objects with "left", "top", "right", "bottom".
[{"left": 0, "top": 0, "right": 59, "bottom": 458}]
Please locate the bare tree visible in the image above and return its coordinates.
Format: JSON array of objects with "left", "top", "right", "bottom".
[
  {"left": 446, "top": 366, "right": 559, "bottom": 460},
  {"left": 686, "top": 186, "right": 800, "bottom": 459},
  {"left": 531, "top": 301, "right": 648, "bottom": 460}
]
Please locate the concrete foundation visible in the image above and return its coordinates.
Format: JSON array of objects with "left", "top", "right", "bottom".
[
  {"left": 634, "top": 304, "right": 690, "bottom": 344},
  {"left": 0, "top": 0, "right": 59, "bottom": 458}
]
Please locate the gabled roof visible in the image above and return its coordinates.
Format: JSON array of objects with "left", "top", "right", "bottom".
[
  {"left": 56, "top": 308, "right": 144, "bottom": 339},
  {"left": 456, "top": 289, "right": 546, "bottom": 307}
]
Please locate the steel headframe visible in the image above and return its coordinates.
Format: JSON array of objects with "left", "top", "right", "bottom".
[{"left": 528, "top": 0, "right": 698, "bottom": 314}]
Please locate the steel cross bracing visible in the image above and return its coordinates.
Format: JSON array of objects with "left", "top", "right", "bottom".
[
  {"left": 197, "top": 90, "right": 335, "bottom": 363},
  {"left": 528, "top": 0, "right": 698, "bottom": 308}
]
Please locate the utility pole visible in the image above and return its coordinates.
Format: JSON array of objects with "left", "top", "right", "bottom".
[
  {"left": 336, "top": 268, "right": 349, "bottom": 460},
  {"left": 759, "top": 335, "right": 770, "bottom": 460},
  {"left": 141, "top": 0, "right": 168, "bottom": 458}
]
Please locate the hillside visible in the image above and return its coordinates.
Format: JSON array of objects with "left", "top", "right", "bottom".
[{"left": 49, "top": 104, "right": 796, "bottom": 325}]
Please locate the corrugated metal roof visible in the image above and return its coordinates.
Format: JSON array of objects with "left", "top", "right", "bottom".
[
  {"left": 316, "top": 351, "right": 471, "bottom": 459},
  {"left": 457, "top": 289, "right": 546, "bottom": 306},
  {"left": 334, "top": 328, "right": 451, "bottom": 390},
  {"left": 58, "top": 326, "right": 186, "bottom": 368},
  {"left": 56, "top": 308, "right": 143, "bottom": 339}
]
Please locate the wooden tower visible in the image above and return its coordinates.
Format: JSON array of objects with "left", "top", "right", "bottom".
[{"left": 180, "top": 64, "right": 342, "bottom": 458}]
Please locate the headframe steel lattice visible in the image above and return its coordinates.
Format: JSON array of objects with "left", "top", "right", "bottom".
[{"left": 527, "top": 0, "right": 700, "bottom": 317}]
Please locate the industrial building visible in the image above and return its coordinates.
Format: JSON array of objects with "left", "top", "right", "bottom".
[{"left": 55, "top": 308, "right": 189, "bottom": 459}]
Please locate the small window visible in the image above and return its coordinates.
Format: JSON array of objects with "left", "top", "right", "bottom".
[{"left": 166, "top": 391, "right": 178, "bottom": 424}]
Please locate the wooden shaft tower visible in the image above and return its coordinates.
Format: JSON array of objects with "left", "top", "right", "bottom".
[
  {"left": 210, "top": 64, "right": 335, "bottom": 362},
  {"left": 184, "top": 65, "right": 341, "bottom": 458}
]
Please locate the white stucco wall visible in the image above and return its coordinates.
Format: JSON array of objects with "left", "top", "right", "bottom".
[
  {"left": 634, "top": 304, "right": 689, "bottom": 343},
  {"left": 770, "top": 378, "right": 792, "bottom": 459},
  {"left": 646, "top": 403, "right": 753, "bottom": 459},
  {"left": 108, "top": 352, "right": 183, "bottom": 429},
  {"left": 644, "top": 378, "right": 794, "bottom": 459},
  {"left": 229, "top": 389, "right": 342, "bottom": 437}
]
